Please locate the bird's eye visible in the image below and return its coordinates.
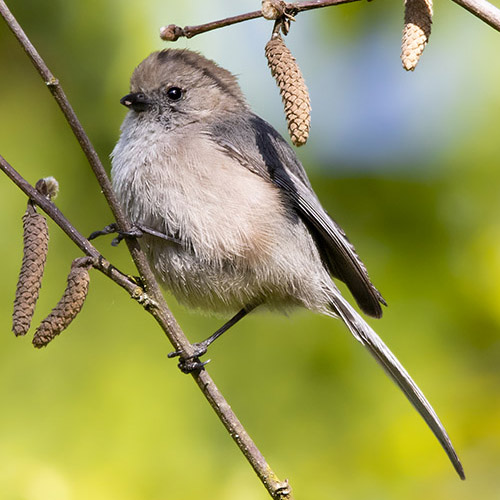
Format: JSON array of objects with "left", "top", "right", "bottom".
[{"left": 166, "top": 87, "right": 183, "bottom": 101}]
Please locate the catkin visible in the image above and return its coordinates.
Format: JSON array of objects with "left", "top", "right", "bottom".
[
  {"left": 12, "top": 204, "right": 49, "bottom": 336},
  {"left": 32, "top": 257, "right": 93, "bottom": 348},
  {"left": 401, "top": 0, "right": 433, "bottom": 71},
  {"left": 265, "top": 34, "right": 311, "bottom": 147}
]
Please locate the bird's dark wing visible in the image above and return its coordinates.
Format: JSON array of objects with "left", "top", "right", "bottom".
[
  {"left": 208, "top": 113, "right": 386, "bottom": 318},
  {"left": 208, "top": 115, "right": 466, "bottom": 479}
]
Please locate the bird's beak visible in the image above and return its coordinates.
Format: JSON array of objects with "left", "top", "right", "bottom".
[{"left": 120, "top": 92, "right": 151, "bottom": 112}]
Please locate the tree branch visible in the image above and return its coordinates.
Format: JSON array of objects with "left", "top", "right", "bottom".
[
  {"left": 450, "top": 0, "right": 500, "bottom": 32},
  {"left": 0, "top": 153, "right": 293, "bottom": 499},
  {"left": 0, "top": 2, "right": 293, "bottom": 499},
  {"left": 0, "top": 0, "right": 192, "bottom": 358},
  {"left": 160, "top": 0, "right": 362, "bottom": 40},
  {"left": 159, "top": 0, "right": 500, "bottom": 42},
  {"left": 0, "top": 155, "right": 141, "bottom": 298}
]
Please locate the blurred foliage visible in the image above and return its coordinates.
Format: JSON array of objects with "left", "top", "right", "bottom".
[{"left": 1, "top": 1, "right": 500, "bottom": 499}]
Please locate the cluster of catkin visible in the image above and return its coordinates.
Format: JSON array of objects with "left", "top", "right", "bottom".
[
  {"left": 262, "top": 0, "right": 433, "bottom": 147},
  {"left": 11, "top": 178, "right": 93, "bottom": 348}
]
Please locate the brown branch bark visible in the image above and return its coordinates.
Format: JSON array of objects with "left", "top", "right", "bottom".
[
  {"left": 0, "top": 2, "right": 294, "bottom": 499},
  {"left": 450, "top": 0, "right": 500, "bottom": 32},
  {"left": 160, "top": 0, "right": 362, "bottom": 40},
  {"left": 0, "top": 155, "right": 143, "bottom": 300},
  {"left": 159, "top": 0, "right": 500, "bottom": 42},
  {"left": 0, "top": 156, "right": 293, "bottom": 500}
]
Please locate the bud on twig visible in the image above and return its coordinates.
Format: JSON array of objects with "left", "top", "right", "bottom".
[
  {"left": 159, "top": 24, "right": 183, "bottom": 41},
  {"left": 261, "top": 0, "right": 287, "bottom": 20},
  {"left": 35, "top": 176, "right": 59, "bottom": 200},
  {"left": 33, "top": 257, "right": 94, "bottom": 348},
  {"left": 401, "top": 0, "right": 433, "bottom": 71},
  {"left": 12, "top": 203, "right": 49, "bottom": 336},
  {"left": 265, "top": 33, "right": 311, "bottom": 147}
]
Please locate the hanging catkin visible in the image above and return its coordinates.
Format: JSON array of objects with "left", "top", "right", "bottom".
[
  {"left": 12, "top": 204, "right": 49, "bottom": 336},
  {"left": 265, "top": 34, "right": 311, "bottom": 146},
  {"left": 32, "top": 257, "right": 93, "bottom": 348},
  {"left": 401, "top": 0, "right": 433, "bottom": 71}
]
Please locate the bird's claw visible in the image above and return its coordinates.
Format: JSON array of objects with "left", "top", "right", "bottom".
[
  {"left": 111, "top": 226, "right": 144, "bottom": 246},
  {"left": 88, "top": 223, "right": 144, "bottom": 246},
  {"left": 168, "top": 342, "right": 210, "bottom": 373},
  {"left": 88, "top": 223, "right": 119, "bottom": 241},
  {"left": 177, "top": 357, "right": 211, "bottom": 374},
  {"left": 168, "top": 341, "right": 208, "bottom": 359}
]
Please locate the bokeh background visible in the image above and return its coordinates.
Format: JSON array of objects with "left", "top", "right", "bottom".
[{"left": 1, "top": 1, "right": 499, "bottom": 499}]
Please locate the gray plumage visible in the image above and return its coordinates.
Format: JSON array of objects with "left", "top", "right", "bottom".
[{"left": 111, "top": 49, "right": 464, "bottom": 479}]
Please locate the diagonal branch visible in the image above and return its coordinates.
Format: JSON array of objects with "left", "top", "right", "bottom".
[
  {"left": 0, "top": 155, "right": 140, "bottom": 297},
  {"left": 450, "top": 0, "right": 500, "bottom": 32},
  {"left": 0, "top": 2, "right": 294, "bottom": 499},
  {"left": 0, "top": 153, "right": 293, "bottom": 499},
  {"left": 0, "top": 0, "right": 192, "bottom": 365}
]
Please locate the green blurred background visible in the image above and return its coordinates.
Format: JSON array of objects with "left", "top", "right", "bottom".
[{"left": 1, "top": 1, "right": 499, "bottom": 499}]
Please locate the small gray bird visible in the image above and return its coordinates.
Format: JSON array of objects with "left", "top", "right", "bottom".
[{"left": 110, "top": 49, "right": 464, "bottom": 478}]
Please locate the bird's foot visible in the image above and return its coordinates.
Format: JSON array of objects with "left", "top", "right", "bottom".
[
  {"left": 88, "top": 222, "right": 144, "bottom": 246},
  {"left": 168, "top": 341, "right": 211, "bottom": 373}
]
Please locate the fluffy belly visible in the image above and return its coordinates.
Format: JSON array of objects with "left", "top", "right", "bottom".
[
  {"left": 142, "top": 216, "right": 333, "bottom": 316},
  {"left": 112, "top": 125, "right": 332, "bottom": 315},
  {"left": 144, "top": 236, "right": 278, "bottom": 312}
]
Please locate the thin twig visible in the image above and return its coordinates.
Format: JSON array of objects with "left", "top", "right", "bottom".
[
  {"left": 160, "top": 0, "right": 362, "bottom": 40},
  {"left": 0, "top": 154, "right": 140, "bottom": 298},
  {"left": 450, "top": 0, "right": 500, "bottom": 32},
  {"left": 0, "top": 2, "right": 294, "bottom": 498},
  {"left": 159, "top": 0, "right": 500, "bottom": 42}
]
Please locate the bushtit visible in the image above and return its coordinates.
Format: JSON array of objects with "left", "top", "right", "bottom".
[{"left": 110, "top": 49, "right": 463, "bottom": 478}]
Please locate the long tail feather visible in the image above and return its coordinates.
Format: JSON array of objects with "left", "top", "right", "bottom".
[{"left": 329, "top": 288, "right": 465, "bottom": 479}]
